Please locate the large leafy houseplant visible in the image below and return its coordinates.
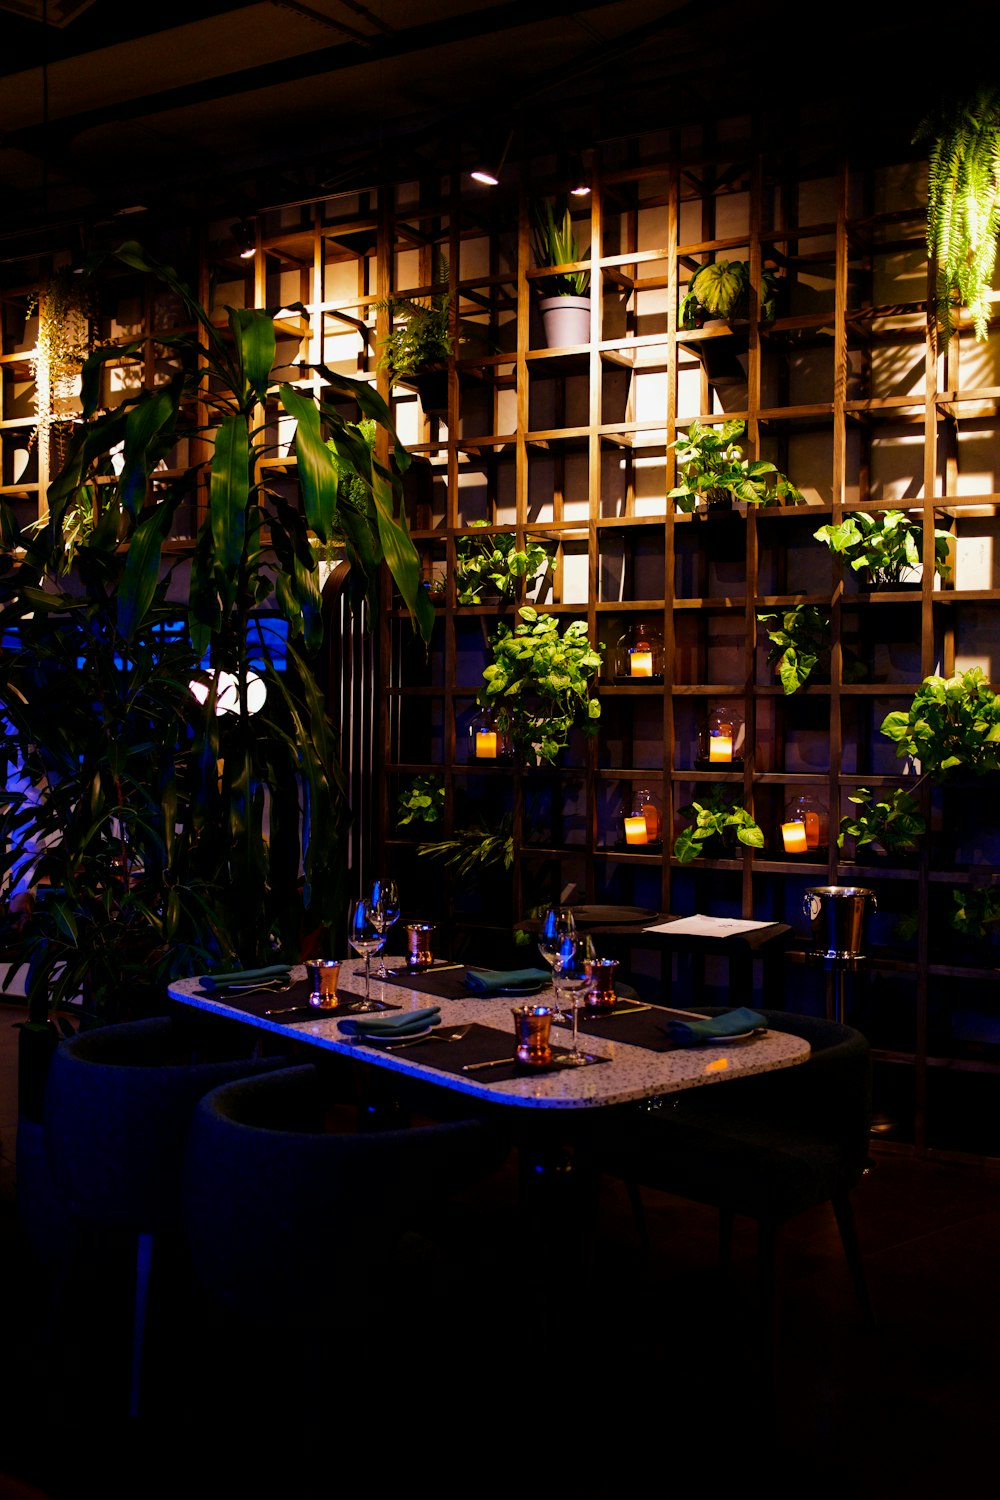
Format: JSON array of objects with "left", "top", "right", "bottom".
[
  {"left": 913, "top": 86, "right": 1000, "bottom": 342},
  {"left": 478, "top": 606, "right": 603, "bottom": 767},
  {"left": 880, "top": 668, "right": 1000, "bottom": 778},
  {"left": 680, "top": 259, "right": 780, "bottom": 328},
  {"left": 455, "top": 522, "right": 554, "bottom": 604},
  {"left": 668, "top": 419, "right": 804, "bottom": 512},
  {"left": 0, "top": 240, "right": 432, "bottom": 1029},
  {"left": 814, "top": 510, "right": 952, "bottom": 585},
  {"left": 672, "top": 786, "right": 765, "bottom": 864}
]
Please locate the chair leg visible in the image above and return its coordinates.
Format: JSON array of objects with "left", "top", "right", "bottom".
[
  {"left": 129, "top": 1231, "right": 154, "bottom": 1420},
  {"left": 832, "top": 1192, "right": 876, "bottom": 1330}
]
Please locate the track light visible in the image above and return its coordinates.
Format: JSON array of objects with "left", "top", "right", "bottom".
[
  {"left": 232, "top": 219, "right": 257, "bottom": 259},
  {"left": 470, "top": 128, "right": 513, "bottom": 186},
  {"left": 565, "top": 150, "right": 591, "bottom": 196}
]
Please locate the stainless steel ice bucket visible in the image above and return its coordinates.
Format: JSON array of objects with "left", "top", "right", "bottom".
[{"left": 803, "top": 886, "right": 877, "bottom": 960}]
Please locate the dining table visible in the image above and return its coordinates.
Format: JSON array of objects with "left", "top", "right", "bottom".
[{"left": 167, "top": 957, "right": 812, "bottom": 1268}]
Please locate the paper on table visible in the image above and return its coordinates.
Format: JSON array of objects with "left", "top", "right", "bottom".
[{"left": 644, "top": 914, "right": 777, "bottom": 937}]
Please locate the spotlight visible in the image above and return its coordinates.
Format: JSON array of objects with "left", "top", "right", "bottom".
[
  {"left": 470, "top": 128, "right": 513, "bottom": 187},
  {"left": 231, "top": 219, "right": 257, "bottom": 259},
  {"left": 566, "top": 150, "right": 591, "bottom": 196}
]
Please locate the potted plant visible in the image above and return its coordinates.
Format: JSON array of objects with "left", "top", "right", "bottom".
[
  {"left": 376, "top": 257, "right": 455, "bottom": 414},
  {"left": 950, "top": 884, "right": 1000, "bottom": 942},
  {"left": 478, "top": 605, "right": 603, "bottom": 767},
  {"left": 879, "top": 668, "right": 1000, "bottom": 778},
  {"left": 0, "top": 238, "right": 433, "bottom": 1036},
  {"left": 455, "top": 522, "right": 555, "bottom": 604},
  {"left": 757, "top": 603, "right": 831, "bottom": 694},
  {"left": 672, "top": 786, "right": 765, "bottom": 864},
  {"left": 396, "top": 773, "right": 445, "bottom": 830},
  {"left": 838, "top": 787, "right": 926, "bottom": 857},
  {"left": 913, "top": 85, "right": 1000, "bottom": 342},
  {"left": 668, "top": 419, "right": 804, "bottom": 513},
  {"left": 680, "top": 259, "right": 780, "bottom": 329},
  {"left": 531, "top": 197, "right": 591, "bottom": 348},
  {"left": 417, "top": 810, "right": 515, "bottom": 879},
  {"left": 814, "top": 510, "right": 952, "bottom": 586}
]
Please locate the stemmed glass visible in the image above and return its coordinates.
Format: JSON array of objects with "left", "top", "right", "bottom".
[
  {"left": 348, "top": 897, "right": 386, "bottom": 1011},
  {"left": 369, "top": 875, "right": 400, "bottom": 978},
  {"left": 538, "top": 906, "right": 577, "bottom": 1022},
  {"left": 553, "top": 934, "right": 598, "bottom": 1066}
]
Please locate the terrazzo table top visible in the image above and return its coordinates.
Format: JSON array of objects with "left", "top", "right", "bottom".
[{"left": 167, "top": 959, "right": 810, "bottom": 1112}]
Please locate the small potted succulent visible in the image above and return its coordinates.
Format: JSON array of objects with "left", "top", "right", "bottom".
[{"left": 531, "top": 197, "right": 592, "bottom": 349}]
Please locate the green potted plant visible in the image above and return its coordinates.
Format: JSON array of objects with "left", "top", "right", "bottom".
[
  {"left": 531, "top": 197, "right": 591, "bottom": 349},
  {"left": 672, "top": 786, "right": 765, "bottom": 864},
  {"left": 417, "top": 810, "right": 515, "bottom": 879},
  {"left": 950, "top": 884, "right": 1000, "bottom": 942},
  {"left": 478, "top": 605, "right": 603, "bottom": 767},
  {"left": 814, "top": 510, "right": 952, "bottom": 586},
  {"left": 680, "top": 259, "right": 780, "bottom": 329},
  {"left": 0, "top": 238, "right": 433, "bottom": 1035},
  {"left": 376, "top": 257, "right": 455, "bottom": 414},
  {"left": 838, "top": 787, "right": 926, "bottom": 857},
  {"left": 757, "top": 603, "right": 831, "bottom": 694},
  {"left": 397, "top": 773, "right": 445, "bottom": 829},
  {"left": 880, "top": 668, "right": 1000, "bottom": 777},
  {"left": 668, "top": 419, "right": 804, "bottom": 513},
  {"left": 913, "top": 85, "right": 1000, "bottom": 342},
  {"left": 455, "top": 522, "right": 555, "bottom": 604}
]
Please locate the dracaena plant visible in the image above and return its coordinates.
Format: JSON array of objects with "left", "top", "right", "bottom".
[
  {"left": 814, "top": 510, "right": 952, "bottom": 585},
  {"left": 668, "top": 419, "right": 804, "bottom": 512},
  {"left": 880, "top": 668, "right": 1000, "bottom": 778},
  {"left": 0, "top": 239, "right": 432, "bottom": 1027}
]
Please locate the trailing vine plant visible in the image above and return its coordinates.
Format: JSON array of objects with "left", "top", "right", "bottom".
[{"left": 478, "top": 606, "right": 603, "bottom": 767}]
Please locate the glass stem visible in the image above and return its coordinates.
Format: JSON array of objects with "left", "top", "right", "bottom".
[{"left": 365, "top": 952, "right": 371, "bottom": 1004}]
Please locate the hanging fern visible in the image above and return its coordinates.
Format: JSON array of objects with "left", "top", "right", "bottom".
[{"left": 914, "top": 85, "right": 1000, "bottom": 342}]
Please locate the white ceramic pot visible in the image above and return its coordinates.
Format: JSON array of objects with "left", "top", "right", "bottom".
[{"left": 539, "top": 295, "right": 592, "bottom": 348}]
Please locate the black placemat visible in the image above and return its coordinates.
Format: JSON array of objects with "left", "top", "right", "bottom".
[
  {"left": 195, "top": 977, "right": 400, "bottom": 1021},
  {"left": 572, "top": 1002, "right": 678, "bottom": 1051},
  {"left": 346, "top": 1020, "right": 608, "bottom": 1080},
  {"left": 379, "top": 966, "right": 552, "bottom": 1001}
]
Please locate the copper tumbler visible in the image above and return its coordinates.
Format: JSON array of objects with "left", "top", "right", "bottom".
[
  {"left": 306, "top": 958, "right": 341, "bottom": 1008},
  {"left": 587, "top": 958, "right": 619, "bottom": 1012},
  {"left": 512, "top": 1004, "right": 555, "bottom": 1067},
  {"left": 406, "top": 922, "right": 436, "bottom": 970}
]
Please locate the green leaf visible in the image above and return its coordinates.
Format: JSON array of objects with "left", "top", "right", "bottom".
[
  {"left": 227, "top": 306, "right": 276, "bottom": 407},
  {"left": 209, "top": 415, "right": 249, "bottom": 584},
  {"left": 117, "top": 505, "right": 169, "bottom": 640}
]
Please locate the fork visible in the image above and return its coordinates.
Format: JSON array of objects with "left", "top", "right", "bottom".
[{"left": 383, "top": 1023, "right": 473, "bottom": 1051}]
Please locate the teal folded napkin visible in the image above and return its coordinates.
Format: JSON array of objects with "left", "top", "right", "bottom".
[
  {"left": 662, "top": 1006, "right": 767, "bottom": 1046},
  {"left": 338, "top": 1006, "right": 441, "bottom": 1037},
  {"left": 464, "top": 967, "right": 551, "bottom": 995},
  {"left": 200, "top": 963, "right": 292, "bottom": 990}
]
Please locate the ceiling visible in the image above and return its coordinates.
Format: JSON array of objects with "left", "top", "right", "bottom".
[{"left": 0, "top": 0, "right": 981, "bottom": 270}]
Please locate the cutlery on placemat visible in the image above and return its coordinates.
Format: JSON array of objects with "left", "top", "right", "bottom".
[
  {"left": 385, "top": 962, "right": 465, "bottom": 976},
  {"left": 462, "top": 1057, "right": 511, "bottom": 1072},
  {"left": 383, "top": 1023, "right": 473, "bottom": 1051}
]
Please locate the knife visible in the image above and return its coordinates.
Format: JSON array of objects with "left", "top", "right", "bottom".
[{"left": 462, "top": 1057, "right": 512, "bottom": 1072}]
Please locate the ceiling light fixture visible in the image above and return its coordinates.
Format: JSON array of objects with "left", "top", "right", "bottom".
[
  {"left": 470, "top": 128, "right": 514, "bottom": 187},
  {"left": 568, "top": 150, "right": 591, "bottom": 196},
  {"left": 231, "top": 219, "right": 257, "bottom": 259}
]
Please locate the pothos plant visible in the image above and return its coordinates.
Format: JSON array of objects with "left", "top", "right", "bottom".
[
  {"left": 455, "top": 523, "right": 554, "bottom": 604},
  {"left": 950, "top": 884, "right": 1000, "bottom": 941},
  {"left": 880, "top": 668, "right": 1000, "bottom": 777},
  {"left": 814, "top": 510, "right": 952, "bottom": 585},
  {"left": 668, "top": 419, "right": 804, "bottom": 512},
  {"left": 913, "top": 85, "right": 1000, "bottom": 342},
  {"left": 478, "top": 606, "right": 603, "bottom": 767},
  {"left": 838, "top": 787, "right": 926, "bottom": 856},
  {"left": 756, "top": 603, "right": 831, "bottom": 694},
  {"left": 397, "top": 773, "right": 445, "bottom": 827},
  {"left": 0, "top": 239, "right": 432, "bottom": 1028},
  {"left": 672, "top": 786, "right": 765, "bottom": 864}
]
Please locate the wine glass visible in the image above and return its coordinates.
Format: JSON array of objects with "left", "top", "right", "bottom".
[
  {"left": 553, "top": 934, "right": 598, "bottom": 1066},
  {"left": 348, "top": 897, "right": 386, "bottom": 1011},
  {"left": 369, "top": 875, "right": 400, "bottom": 978},
  {"left": 538, "top": 906, "right": 577, "bottom": 1022}
]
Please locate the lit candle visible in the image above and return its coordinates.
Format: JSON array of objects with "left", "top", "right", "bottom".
[
  {"left": 624, "top": 816, "right": 649, "bottom": 846},
  {"left": 782, "top": 821, "right": 808, "bottom": 853},
  {"left": 709, "top": 725, "right": 734, "bottom": 762},
  {"left": 476, "top": 730, "right": 498, "bottom": 759},
  {"left": 630, "top": 652, "right": 653, "bottom": 677},
  {"left": 640, "top": 802, "right": 659, "bottom": 841}
]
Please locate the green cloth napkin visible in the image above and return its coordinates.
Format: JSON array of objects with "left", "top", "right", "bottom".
[
  {"left": 200, "top": 963, "right": 292, "bottom": 990},
  {"left": 338, "top": 1006, "right": 441, "bottom": 1037},
  {"left": 464, "top": 967, "right": 551, "bottom": 995},
  {"left": 662, "top": 1006, "right": 767, "bottom": 1047}
]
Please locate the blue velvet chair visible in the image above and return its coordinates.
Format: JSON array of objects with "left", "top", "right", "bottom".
[
  {"left": 42, "top": 1015, "right": 288, "bottom": 1418},
  {"left": 595, "top": 1009, "right": 875, "bottom": 1375}
]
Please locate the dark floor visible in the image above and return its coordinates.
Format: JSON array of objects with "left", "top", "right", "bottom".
[{"left": 1, "top": 993, "right": 998, "bottom": 1497}]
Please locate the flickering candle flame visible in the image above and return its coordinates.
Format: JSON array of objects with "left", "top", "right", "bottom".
[
  {"left": 476, "top": 730, "right": 498, "bottom": 759},
  {"left": 782, "top": 821, "right": 808, "bottom": 853},
  {"left": 630, "top": 651, "right": 653, "bottom": 677},
  {"left": 709, "top": 725, "right": 734, "bottom": 762},
  {"left": 624, "top": 815, "right": 649, "bottom": 846}
]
